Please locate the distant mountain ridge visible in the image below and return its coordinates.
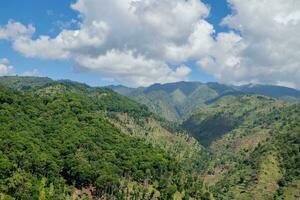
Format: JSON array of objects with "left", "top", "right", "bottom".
[
  {"left": 236, "top": 84, "right": 300, "bottom": 100},
  {"left": 108, "top": 81, "right": 300, "bottom": 121},
  {"left": 1, "top": 76, "right": 299, "bottom": 122},
  {"left": 0, "top": 76, "right": 299, "bottom": 199}
]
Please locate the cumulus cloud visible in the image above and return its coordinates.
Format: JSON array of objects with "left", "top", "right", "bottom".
[
  {"left": 0, "top": 58, "right": 39, "bottom": 77},
  {"left": 165, "top": 20, "right": 215, "bottom": 62},
  {"left": 13, "top": 20, "right": 108, "bottom": 59},
  {"left": 75, "top": 49, "right": 191, "bottom": 86},
  {"left": 1, "top": 0, "right": 300, "bottom": 88},
  {"left": 0, "top": 58, "right": 15, "bottom": 76},
  {"left": 198, "top": 0, "right": 300, "bottom": 88},
  {"left": 1, "top": 0, "right": 214, "bottom": 86},
  {"left": 0, "top": 21, "right": 35, "bottom": 40}
]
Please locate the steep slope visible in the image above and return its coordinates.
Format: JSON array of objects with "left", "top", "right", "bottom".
[
  {"left": 211, "top": 103, "right": 300, "bottom": 200},
  {"left": 109, "top": 81, "right": 219, "bottom": 121},
  {"left": 0, "top": 81, "right": 207, "bottom": 200},
  {"left": 182, "top": 95, "right": 287, "bottom": 147},
  {"left": 1, "top": 76, "right": 299, "bottom": 199},
  {"left": 109, "top": 81, "right": 300, "bottom": 122},
  {"left": 181, "top": 95, "right": 300, "bottom": 199}
]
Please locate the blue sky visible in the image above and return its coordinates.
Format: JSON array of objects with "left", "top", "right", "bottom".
[
  {"left": 1, "top": 0, "right": 298, "bottom": 88},
  {"left": 0, "top": 0, "right": 231, "bottom": 86}
]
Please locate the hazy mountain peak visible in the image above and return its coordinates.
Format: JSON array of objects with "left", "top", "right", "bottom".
[{"left": 109, "top": 80, "right": 300, "bottom": 121}]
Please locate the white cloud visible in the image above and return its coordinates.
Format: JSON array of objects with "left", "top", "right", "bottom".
[
  {"left": 198, "top": 0, "right": 300, "bottom": 88},
  {"left": 165, "top": 20, "right": 215, "bottom": 62},
  {"left": 0, "top": 58, "right": 39, "bottom": 77},
  {"left": 198, "top": 32, "right": 246, "bottom": 83},
  {"left": 0, "top": 58, "right": 15, "bottom": 76},
  {"left": 1, "top": 0, "right": 214, "bottom": 86},
  {"left": 1, "top": 0, "right": 300, "bottom": 88},
  {"left": 13, "top": 20, "right": 108, "bottom": 59},
  {"left": 75, "top": 49, "right": 191, "bottom": 86},
  {"left": 0, "top": 21, "right": 35, "bottom": 40}
]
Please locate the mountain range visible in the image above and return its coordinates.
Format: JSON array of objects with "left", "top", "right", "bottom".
[
  {"left": 109, "top": 81, "right": 300, "bottom": 121},
  {"left": 0, "top": 76, "right": 299, "bottom": 200}
]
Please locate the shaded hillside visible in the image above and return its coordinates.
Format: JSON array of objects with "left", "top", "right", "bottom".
[
  {"left": 0, "top": 80, "right": 208, "bottom": 200},
  {"left": 182, "top": 95, "right": 287, "bottom": 147},
  {"left": 181, "top": 95, "right": 300, "bottom": 199},
  {"left": 211, "top": 103, "right": 300, "bottom": 199},
  {"left": 109, "top": 82, "right": 219, "bottom": 121}
]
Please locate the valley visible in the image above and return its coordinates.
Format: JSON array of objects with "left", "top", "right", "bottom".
[
  {"left": 109, "top": 82, "right": 300, "bottom": 122},
  {"left": 0, "top": 76, "right": 299, "bottom": 200}
]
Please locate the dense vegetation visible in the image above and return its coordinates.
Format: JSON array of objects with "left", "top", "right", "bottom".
[
  {"left": 0, "top": 80, "right": 207, "bottom": 200},
  {"left": 210, "top": 103, "right": 300, "bottom": 199},
  {"left": 182, "top": 95, "right": 287, "bottom": 147},
  {"left": 0, "top": 77, "right": 299, "bottom": 200},
  {"left": 182, "top": 95, "right": 300, "bottom": 199}
]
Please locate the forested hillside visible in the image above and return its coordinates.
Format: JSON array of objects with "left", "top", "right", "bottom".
[
  {"left": 0, "top": 77, "right": 299, "bottom": 200},
  {"left": 0, "top": 79, "right": 208, "bottom": 200},
  {"left": 110, "top": 82, "right": 300, "bottom": 122},
  {"left": 182, "top": 95, "right": 288, "bottom": 147},
  {"left": 182, "top": 95, "right": 300, "bottom": 199}
]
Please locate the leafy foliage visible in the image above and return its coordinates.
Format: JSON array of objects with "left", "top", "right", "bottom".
[
  {"left": 0, "top": 83, "right": 205, "bottom": 199},
  {"left": 1, "top": 77, "right": 299, "bottom": 200}
]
